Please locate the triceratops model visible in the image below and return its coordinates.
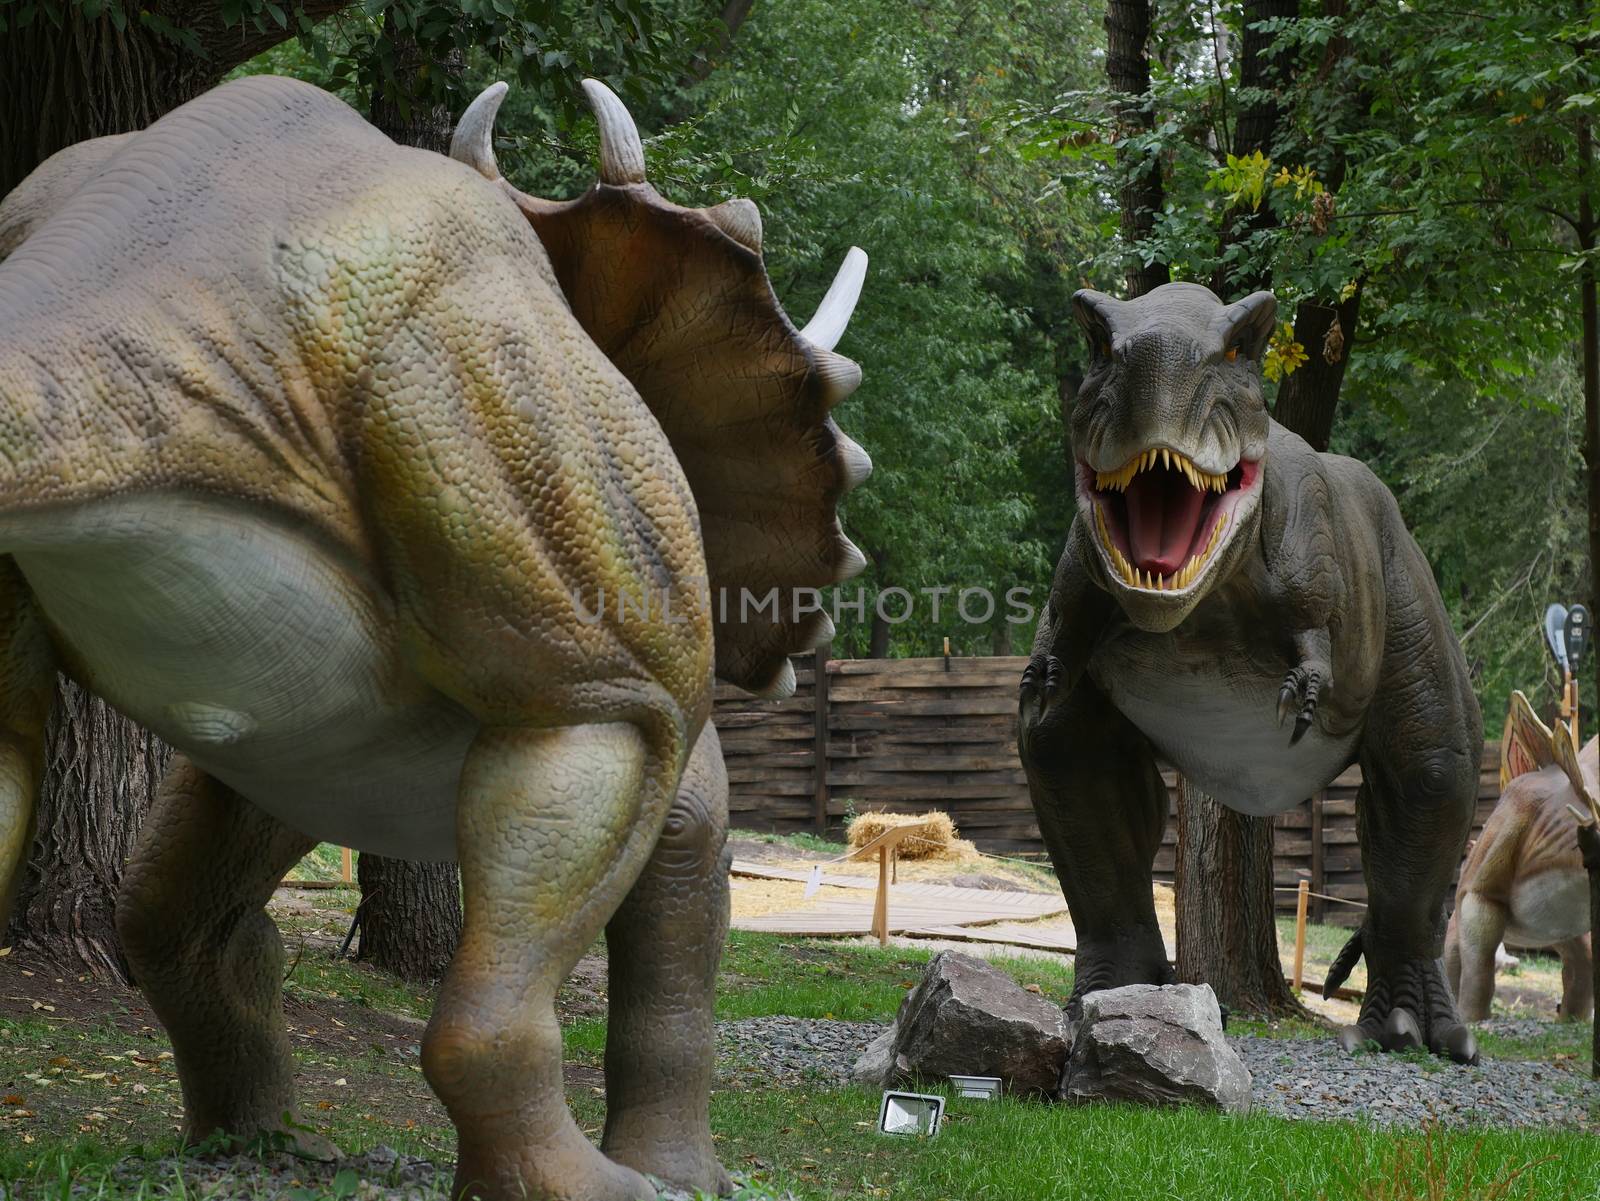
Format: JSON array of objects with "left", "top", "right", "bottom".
[
  {"left": 1445, "top": 692, "right": 1594, "bottom": 1022},
  {"left": 0, "top": 76, "right": 870, "bottom": 1200},
  {"left": 1019, "top": 282, "right": 1484, "bottom": 1063}
]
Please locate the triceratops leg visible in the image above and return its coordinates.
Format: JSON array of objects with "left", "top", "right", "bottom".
[
  {"left": 115, "top": 755, "right": 323, "bottom": 1154},
  {"left": 601, "top": 723, "right": 731, "bottom": 1196},
  {"left": 426, "top": 720, "right": 673, "bottom": 1201},
  {"left": 0, "top": 560, "right": 55, "bottom": 935},
  {"left": 1021, "top": 673, "right": 1173, "bottom": 1012}
]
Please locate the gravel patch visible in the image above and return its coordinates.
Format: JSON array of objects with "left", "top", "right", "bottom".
[
  {"left": 716, "top": 1016, "right": 885, "bottom": 1087},
  {"left": 1477, "top": 1016, "right": 1574, "bottom": 1041},
  {"left": 714, "top": 1015, "right": 1600, "bottom": 1132},
  {"left": 1225, "top": 1035, "right": 1598, "bottom": 1130}
]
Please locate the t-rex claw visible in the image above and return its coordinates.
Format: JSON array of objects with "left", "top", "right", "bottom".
[
  {"left": 1382, "top": 1007, "right": 1422, "bottom": 1051},
  {"left": 1020, "top": 655, "right": 1065, "bottom": 732},
  {"left": 1021, "top": 653, "right": 1062, "bottom": 697},
  {"left": 1323, "top": 927, "right": 1363, "bottom": 998},
  {"left": 1337, "top": 1024, "right": 1378, "bottom": 1055},
  {"left": 1429, "top": 1022, "right": 1480, "bottom": 1065},
  {"left": 1277, "top": 666, "right": 1321, "bottom": 745}
]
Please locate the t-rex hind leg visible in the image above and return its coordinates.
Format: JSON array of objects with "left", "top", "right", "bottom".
[
  {"left": 601, "top": 723, "right": 732, "bottom": 1196},
  {"left": 1020, "top": 666, "right": 1172, "bottom": 1012},
  {"left": 425, "top": 720, "right": 675, "bottom": 1201},
  {"left": 1448, "top": 892, "right": 1508, "bottom": 1022},
  {"left": 1330, "top": 754, "right": 1479, "bottom": 1063},
  {"left": 115, "top": 756, "right": 325, "bottom": 1154},
  {"left": 1558, "top": 933, "right": 1593, "bottom": 1021}
]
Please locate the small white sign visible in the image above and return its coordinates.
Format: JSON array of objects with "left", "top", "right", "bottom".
[{"left": 803, "top": 864, "right": 823, "bottom": 900}]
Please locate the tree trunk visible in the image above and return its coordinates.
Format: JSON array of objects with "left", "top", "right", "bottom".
[
  {"left": 1209, "top": 0, "right": 1299, "bottom": 299},
  {"left": 1273, "top": 287, "right": 1361, "bottom": 453},
  {"left": 1174, "top": 778, "right": 1301, "bottom": 1016},
  {"left": 355, "top": 850, "right": 463, "bottom": 982},
  {"left": 1104, "top": 0, "right": 1168, "bottom": 297},
  {"left": 0, "top": 0, "right": 342, "bottom": 982},
  {"left": 1173, "top": 0, "right": 1303, "bottom": 1018},
  {"left": 349, "top": 19, "right": 465, "bottom": 980},
  {"left": 0, "top": 0, "right": 347, "bottom": 199},
  {"left": 0, "top": 6, "right": 183, "bottom": 980},
  {"left": 4, "top": 678, "right": 170, "bottom": 981}
]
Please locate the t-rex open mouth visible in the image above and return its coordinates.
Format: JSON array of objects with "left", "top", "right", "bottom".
[{"left": 1081, "top": 447, "right": 1260, "bottom": 592}]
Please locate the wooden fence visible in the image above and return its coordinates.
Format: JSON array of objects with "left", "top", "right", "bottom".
[{"left": 714, "top": 651, "right": 1503, "bottom": 926}]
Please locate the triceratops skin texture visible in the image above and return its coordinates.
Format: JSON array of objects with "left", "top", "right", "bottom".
[
  {"left": 0, "top": 75, "right": 870, "bottom": 1200},
  {"left": 1444, "top": 740, "right": 1594, "bottom": 1023},
  {"left": 1019, "top": 281, "right": 1484, "bottom": 1064}
]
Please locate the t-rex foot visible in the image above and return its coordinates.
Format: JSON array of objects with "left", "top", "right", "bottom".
[
  {"left": 1065, "top": 940, "right": 1174, "bottom": 1019},
  {"left": 1276, "top": 663, "right": 1326, "bottom": 745},
  {"left": 1324, "top": 927, "right": 1478, "bottom": 1064},
  {"left": 1020, "top": 653, "right": 1063, "bottom": 728}
]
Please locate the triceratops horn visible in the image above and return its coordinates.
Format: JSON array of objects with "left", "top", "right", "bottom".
[
  {"left": 799, "top": 247, "right": 869, "bottom": 352},
  {"left": 580, "top": 79, "right": 647, "bottom": 186},
  {"left": 450, "top": 81, "right": 509, "bottom": 181}
]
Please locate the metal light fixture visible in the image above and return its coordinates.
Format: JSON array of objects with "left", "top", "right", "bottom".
[
  {"left": 877, "top": 1090, "right": 944, "bottom": 1137},
  {"left": 948, "top": 1074, "right": 1002, "bottom": 1100}
]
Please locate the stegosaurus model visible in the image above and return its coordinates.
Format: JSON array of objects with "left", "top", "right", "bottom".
[
  {"left": 1019, "top": 282, "right": 1484, "bottom": 1064},
  {"left": 1444, "top": 691, "right": 1594, "bottom": 1021},
  {"left": 0, "top": 76, "right": 870, "bottom": 1201}
]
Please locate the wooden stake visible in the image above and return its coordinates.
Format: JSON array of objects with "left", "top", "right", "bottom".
[
  {"left": 341, "top": 846, "right": 353, "bottom": 883},
  {"left": 872, "top": 847, "right": 889, "bottom": 946},
  {"left": 1292, "top": 878, "right": 1310, "bottom": 991}
]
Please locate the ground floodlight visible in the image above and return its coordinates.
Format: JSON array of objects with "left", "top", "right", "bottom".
[
  {"left": 948, "top": 1074, "right": 1002, "bottom": 1100},
  {"left": 877, "top": 1090, "right": 944, "bottom": 1137}
]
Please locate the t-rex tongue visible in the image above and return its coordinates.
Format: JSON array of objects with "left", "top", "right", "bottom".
[{"left": 1125, "top": 468, "right": 1205, "bottom": 576}]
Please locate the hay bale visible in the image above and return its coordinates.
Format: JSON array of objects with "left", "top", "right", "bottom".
[{"left": 846, "top": 809, "right": 960, "bottom": 860}]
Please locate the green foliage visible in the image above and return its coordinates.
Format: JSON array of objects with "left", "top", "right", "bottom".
[
  {"left": 604, "top": 0, "right": 1104, "bottom": 657},
  {"left": 1337, "top": 356, "right": 1593, "bottom": 723}
]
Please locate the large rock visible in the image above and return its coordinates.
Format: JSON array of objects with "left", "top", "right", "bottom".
[
  {"left": 1060, "top": 983, "right": 1251, "bottom": 1114},
  {"left": 850, "top": 951, "right": 1069, "bottom": 1097}
]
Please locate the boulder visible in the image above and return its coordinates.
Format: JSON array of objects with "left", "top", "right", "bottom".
[
  {"left": 850, "top": 1025, "right": 899, "bottom": 1087},
  {"left": 849, "top": 951, "right": 1070, "bottom": 1097},
  {"left": 1060, "top": 983, "right": 1251, "bottom": 1114}
]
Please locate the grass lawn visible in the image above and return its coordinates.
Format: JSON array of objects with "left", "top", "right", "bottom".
[{"left": 2, "top": 845, "right": 1596, "bottom": 1199}]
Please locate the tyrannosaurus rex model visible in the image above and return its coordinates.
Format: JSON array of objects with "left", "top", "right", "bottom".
[
  {"left": 1019, "top": 282, "right": 1483, "bottom": 1063},
  {"left": 0, "top": 76, "right": 869, "bottom": 1200},
  {"left": 1444, "top": 692, "right": 1593, "bottom": 1021}
]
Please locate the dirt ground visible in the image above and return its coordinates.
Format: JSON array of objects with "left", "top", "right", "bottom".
[
  {"left": 0, "top": 888, "right": 617, "bottom": 1158},
  {"left": 0, "top": 859, "right": 1577, "bottom": 1157}
]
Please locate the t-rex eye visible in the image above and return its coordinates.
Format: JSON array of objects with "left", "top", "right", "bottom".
[{"left": 1224, "top": 346, "right": 1239, "bottom": 363}]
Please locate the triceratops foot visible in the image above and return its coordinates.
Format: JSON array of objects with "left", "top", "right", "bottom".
[
  {"left": 1020, "top": 653, "right": 1063, "bottom": 727},
  {"left": 1324, "top": 927, "right": 1478, "bottom": 1064},
  {"left": 1276, "top": 664, "right": 1324, "bottom": 745}
]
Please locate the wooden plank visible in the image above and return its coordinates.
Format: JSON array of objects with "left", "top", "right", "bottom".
[
  {"left": 1310, "top": 790, "right": 1326, "bottom": 923},
  {"left": 813, "top": 644, "right": 830, "bottom": 833}
]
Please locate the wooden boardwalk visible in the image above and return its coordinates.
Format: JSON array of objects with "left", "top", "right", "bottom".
[{"left": 729, "top": 860, "right": 1067, "bottom": 937}]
